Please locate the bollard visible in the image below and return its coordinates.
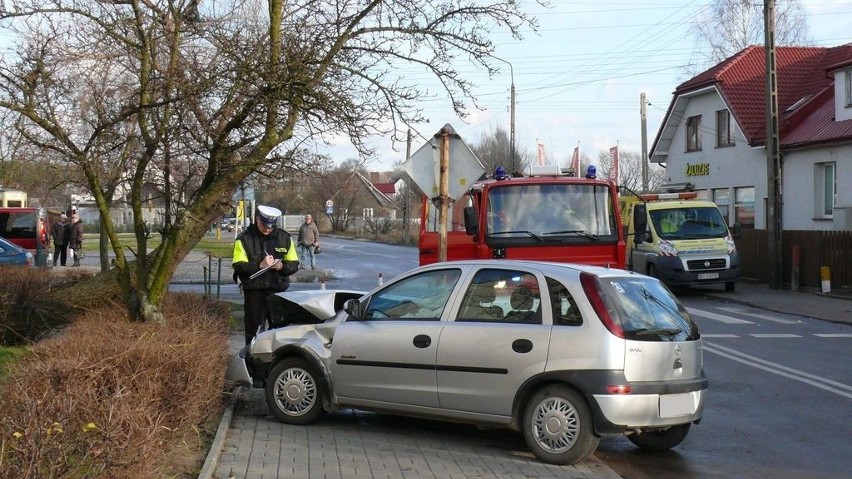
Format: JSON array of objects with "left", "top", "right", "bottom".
[
  {"left": 820, "top": 266, "right": 831, "bottom": 293},
  {"left": 791, "top": 245, "right": 801, "bottom": 292},
  {"left": 320, "top": 276, "right": 326, "bottom": 290},
  {"left": 378, "top": 272, "right": 384, "bottom": 286}
]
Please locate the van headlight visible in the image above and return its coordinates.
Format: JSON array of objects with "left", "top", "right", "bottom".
[
  {"left": 658, "top": 239, "right": 678, "bottom": 257},
  {"left": 725, "top": 235, "right": 736, "bottom": 254}
]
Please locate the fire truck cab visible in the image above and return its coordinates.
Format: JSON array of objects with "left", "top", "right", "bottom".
[{"left": 419, "top": 165, "right": 625, "bottom": 268}]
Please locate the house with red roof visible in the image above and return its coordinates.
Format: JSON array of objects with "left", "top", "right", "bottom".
[{"left": 650, "top": 44, "right": 852, "bottom": 232}]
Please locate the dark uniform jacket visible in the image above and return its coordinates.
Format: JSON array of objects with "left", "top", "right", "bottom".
[{"left": 232, "top": 224, "right": 300, "bottom": 291}]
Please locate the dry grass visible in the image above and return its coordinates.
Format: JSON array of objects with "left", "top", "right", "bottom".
[{"left": 0, "top": 293, "right": 231, "bottom": 479}]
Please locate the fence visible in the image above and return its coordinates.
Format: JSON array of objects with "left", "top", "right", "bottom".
[{"left": 737, "top": 229, "right": 852, "bottom": 289}]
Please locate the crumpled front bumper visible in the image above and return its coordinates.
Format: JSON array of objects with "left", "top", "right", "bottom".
[{"left": 226, "top": 345, "right": 252, "bottom": 387}]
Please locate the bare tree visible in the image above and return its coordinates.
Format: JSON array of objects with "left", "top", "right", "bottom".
[
  {"left": 595, "top": 149, "right": 666, "bottom": 192},
  {"left": 691, "top": 0, "right": 810, "bottom": 68},
  {"left": 0, "top": 0, "right": 540, "bottom": 321},
  {"left": 471, "top": 125, "right": 531, "bottom": 176}
]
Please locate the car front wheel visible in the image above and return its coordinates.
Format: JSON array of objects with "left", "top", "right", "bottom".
[
  {"left": 627, "top": 423, "right": 691, "bottom": 450},
  {"left": 265, "top": 358, "right": 325, "bottom": 425},
  {"left": 522, "top": 385, "right": 599, "bottom": 465}
]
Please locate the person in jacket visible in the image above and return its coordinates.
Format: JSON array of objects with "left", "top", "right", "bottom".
[
  {"left": 297, "top": 214, "right": 320, "bottom": 270},
  {"left": 232, "top": 205, "right": 300, "bottom": 345},
  {"left": 69, "top": 213, "right": 84, "bottom": 267},
  {"left": 51, "top": 213, "right": 71, "bottom": 266}
]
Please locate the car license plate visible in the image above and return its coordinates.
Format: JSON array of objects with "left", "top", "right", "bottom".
[
  {"left": 659, "top": 393, "right": 696, "bottom": 418},
  {"left": 697, "top": 272, "right": 719, "bottom": 280}
]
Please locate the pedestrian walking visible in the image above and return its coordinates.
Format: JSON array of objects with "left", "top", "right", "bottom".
[
  {"left": 69, "top": 213, "right": 84, "bottom": 267},
  {"left": 232, "top": 205, "right": 300, "bottom": 345},
  {"left": 51, "top": 213, "right": 71, "bottom": 266},
  {"left": 297, "top": 214, "right": 320, "bottom": 270}
]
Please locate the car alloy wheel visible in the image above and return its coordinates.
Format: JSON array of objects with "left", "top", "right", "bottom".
[
  {"left": 265, "top": 358, "right": 325, "bottom": 425},
  {"left": 523, "top": 385, "right": 599, "bottom": 465}
]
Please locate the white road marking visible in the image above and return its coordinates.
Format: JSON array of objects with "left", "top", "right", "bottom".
[
  {"left": 704, "top": 342, "right": 852, "bottom": 399},
  {"left": 687, "top": 307, "right": 754, "bottom": 324},
  {"left": 813, "top": 334, "right": 852, "bottom": 338},
  {"left": 715, "top": 306, "right": 800, "bottom": 324},
  {"left": 702, "top": 334, "right": 740, "bottom": 338},
  {"left": 749, "top": 334, "right": 801, "bottom": 338}
]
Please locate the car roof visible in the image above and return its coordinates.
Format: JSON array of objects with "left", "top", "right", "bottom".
[{"left": 417, "top": 259, "right": 637, "bottom": 279}]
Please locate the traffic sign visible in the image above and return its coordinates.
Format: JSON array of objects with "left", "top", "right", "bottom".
[
  {"left": 403, "top": 123, "right": 485, "bottom": 200},
  {"left": 326, "top": 199, "right": 334, "bottom": 208}
]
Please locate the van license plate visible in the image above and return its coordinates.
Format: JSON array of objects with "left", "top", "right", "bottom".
[
  {"left": 697, "top": 272, "right": 719, "bottom": 280},
  {"left": 659, "top": 393, "right": 696, "bottom": 418}
]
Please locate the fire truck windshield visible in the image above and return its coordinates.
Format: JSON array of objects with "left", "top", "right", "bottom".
[{"left": 485, "top": 184, "right": 616, "bottom": 239}]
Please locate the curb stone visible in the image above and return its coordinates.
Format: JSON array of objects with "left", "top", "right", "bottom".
[{"left": 197, "top": 398, "right": 236, "bottom": 479}]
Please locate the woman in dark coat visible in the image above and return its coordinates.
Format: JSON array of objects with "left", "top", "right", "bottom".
[{"left": 69, "top": 214, "right": 84, "bottom": 267}]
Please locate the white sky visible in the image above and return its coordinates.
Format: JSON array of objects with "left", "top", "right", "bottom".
[
  {"left": 320, "top": 0, "right": 852, "bottom": 170},
  {"left": 2, "top": 1, "right": 849, "bottom": 172}
]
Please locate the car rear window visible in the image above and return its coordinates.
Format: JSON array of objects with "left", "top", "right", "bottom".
[{"left": 598, "top": 276, "right": 699, "bottom": 341}]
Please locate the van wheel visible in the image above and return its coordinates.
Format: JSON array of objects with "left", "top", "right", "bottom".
[
  {"left": 725, "top": 281, "right": 735, "bottom": 292},
  {"left": 647, "top": 264, "right": 658, "bottom": 279},
  {"left": 627, "top": 424, "right": 691, "bottom": 450},
  {"left": 265, "top": 358, "right": 325, "bottom": 425},
  {"left": 523, "top": 385, "right": 599, "bottom": 465}
]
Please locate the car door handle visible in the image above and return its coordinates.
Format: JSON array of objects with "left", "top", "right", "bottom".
[
  {"left": 413, "top": 334, "right": 432, "bottom": 348},
  {"left": 512, "top": 339, "right": 533, "bottom": 353}
]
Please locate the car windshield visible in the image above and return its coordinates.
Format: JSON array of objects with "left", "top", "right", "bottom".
[
  {"left": 599, "top": 276, "right": 699, "bottom": 341},
  {"left": 649, "top": 206, "right": 729, "bottom": 240},
  {"left": 485, "top": 183, "right": 615, "bottom": 238}
]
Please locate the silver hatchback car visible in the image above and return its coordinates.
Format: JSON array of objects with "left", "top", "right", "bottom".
[{"left": 228, "top": 260, "right": 707, "bottom": 465}]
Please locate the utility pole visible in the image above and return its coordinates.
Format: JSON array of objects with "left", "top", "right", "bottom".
[
  {"left": 490, "top": 54, "right": 515, "bottom": 174},
  {"left": 765, "top": 0, "right": 783, "bottom": 289},
  {"left": 640, "top": 92, "right": 649, "bottom": 192},
  {"left": 402, "top": 129, "right": 412, "bottom": 243}
]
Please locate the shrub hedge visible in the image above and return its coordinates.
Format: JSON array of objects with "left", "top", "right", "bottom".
[{"left": 0, "top": 292, "right": 231, "bottom": 478}]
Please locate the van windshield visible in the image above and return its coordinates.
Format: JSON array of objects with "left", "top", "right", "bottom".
[{"left": 649, "top": 206, "right": 728, "bottom": 240}]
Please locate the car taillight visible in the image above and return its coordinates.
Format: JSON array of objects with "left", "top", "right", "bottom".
[{"left": 580, "top": 272, "right": 624, "bottom": 338}]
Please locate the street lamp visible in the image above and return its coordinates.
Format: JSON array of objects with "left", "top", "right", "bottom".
[{"left": 489, "top": 54, "right": 516, "bottom": 174}]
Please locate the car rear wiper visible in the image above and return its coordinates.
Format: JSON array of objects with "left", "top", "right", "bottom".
[
  {"left": 632, "top": 327, "right": 682, "bottom": 336},
  {"left": 543, "top": 230, "right": 599, "bottom": 240},
  {"left": 489, "top": 230, "right": 544, "bottom": 242}
]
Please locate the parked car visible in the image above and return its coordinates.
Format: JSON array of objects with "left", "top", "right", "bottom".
[
  {"left": 0, "top": 235, "right": 34, "bottom": 266},
  {"left": 228, "top": 260, "right": 707, "bottom": 465}
]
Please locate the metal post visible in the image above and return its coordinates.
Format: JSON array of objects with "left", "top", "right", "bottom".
[
  {"left": 438, "top": 128, "right": 450, "bottom": 262},
  {"left": 490, "top": 54, "right": 515, "bottom": 173},
  {"left": 640, "top": 92, "right": 649, "bottom": 192}
]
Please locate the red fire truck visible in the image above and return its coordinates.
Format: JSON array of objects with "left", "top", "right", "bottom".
[{"left": 419, "top": 165, "right": 626, "bottom": 268}]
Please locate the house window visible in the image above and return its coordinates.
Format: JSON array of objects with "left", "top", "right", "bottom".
[
  {"left": 817, "top": 162, "right": 836, "bottom": 218},
  {"left": 846, "top": 70, "right": 852, "bottom": 107},
  {"left": 686, "top": 115, "right": 702, "bottom": 152},
  {"left": 713, "top": 188, "right": 731, "bottom": 224},
  {"left": 716, "top": 110, "right": 734, "bottom": 147},
  {"left": 734, "top": 186, "right": 754, "bottom": 228}
]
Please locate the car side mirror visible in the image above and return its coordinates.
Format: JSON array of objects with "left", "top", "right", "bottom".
[
  {"left": 633, "top": 231, "right": 646, "bottom": 245},
  {"left": 344, "top": 298, "right": 363, "bottom": 320},
  {"left": 463, "top": 206, "right": 478, "bottom": 235}
]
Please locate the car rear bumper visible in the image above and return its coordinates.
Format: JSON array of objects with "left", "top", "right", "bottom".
[{"left": 593, "top": 388, "right": 706, "bottom": 428}]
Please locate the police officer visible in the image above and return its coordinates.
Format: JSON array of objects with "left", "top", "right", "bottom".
[{"left": 232, "top": 205, "right": 300, "bottom": 345}]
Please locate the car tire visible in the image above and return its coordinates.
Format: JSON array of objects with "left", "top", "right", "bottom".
[
  {"left": 522, "top": 385, "right": 599, "bottom": 465},
  {"left": 725, "top": 281, "right": 735, "bottom": 292},
  {"left": 265, "top": 357, "right": 326, "bottom": 425},
  {"left": 627, "top": 423, "right": 691, "bottom": 451}
]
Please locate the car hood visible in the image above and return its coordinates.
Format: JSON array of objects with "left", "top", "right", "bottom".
[{"left": 266, "top": 289, "right": 366, "bottom": 329}]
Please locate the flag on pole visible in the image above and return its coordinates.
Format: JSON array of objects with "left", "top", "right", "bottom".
[
  {"left": 537, "top": 143, "right": 546, "bottom": 166},
  {"left": 609, "top": 145, "right": 619, "bottom": 184},
  {"left": 571, "top": 146, "right": 580, "bottom": 176}
]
